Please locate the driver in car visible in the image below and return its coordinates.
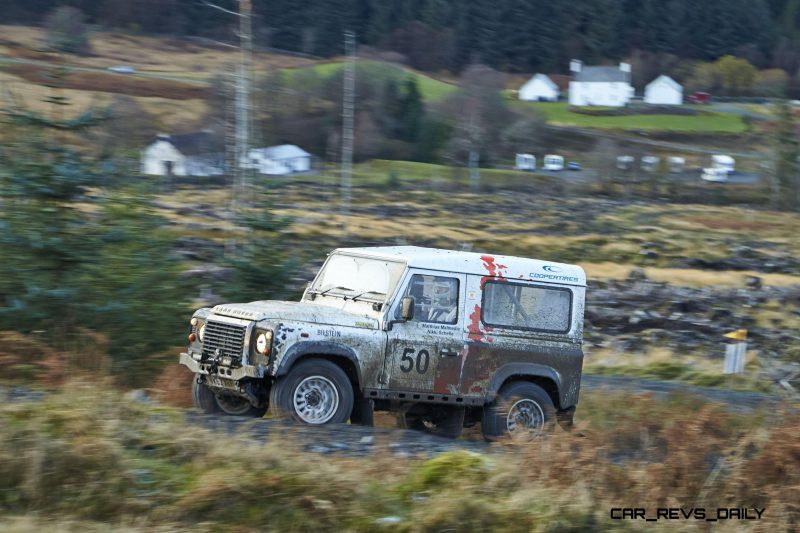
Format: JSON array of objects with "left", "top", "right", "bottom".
[{"left": 427, "top": 279, "right": 457, "bottom": 323}]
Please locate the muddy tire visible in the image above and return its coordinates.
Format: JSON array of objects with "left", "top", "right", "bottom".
[
  {"left": 214, "top": 391, "right": 267, "bottom": 417},
  {"left": 481, "top": 381, "right": 555, "bottom": 440},
  {"left": 269, "top": 358, "right": 354, "bottom": 425},
  {"left": 192, "top": 377, "right": 266, "bottom": 417},
  {"left": 192, "top": 377, "right": 219, "bottom": 414}
]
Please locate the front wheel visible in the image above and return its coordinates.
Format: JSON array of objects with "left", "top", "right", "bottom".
[
  {"left": 191, "top": 378, "right": 266, "bottom": 417},
  {"left": 269, "top": 358, "right": 354, "bottom": 425},
  {"left": 481, "top": 381, "right": 555, "bottom": 440}
]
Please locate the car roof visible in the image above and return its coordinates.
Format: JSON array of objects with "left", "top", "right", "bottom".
[{"left": 333, "top": 246, "right": 586, "bottom": 287}]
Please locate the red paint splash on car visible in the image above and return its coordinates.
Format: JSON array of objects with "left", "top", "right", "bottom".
[
  {"left": 479, "top": 255, "right": 508, "bottom": 290},
  {"left": 480, "top": 255, "right": 507, "bottom": 277},
  {"left": 467, "top": 304, "right": 492, "bottom": 342}
]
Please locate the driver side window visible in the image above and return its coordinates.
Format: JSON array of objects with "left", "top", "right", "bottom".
[{"left": 398, "top": 274, "right": 459, "bottom": 324}]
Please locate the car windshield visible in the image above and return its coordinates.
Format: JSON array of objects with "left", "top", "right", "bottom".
[{"left": 309, "top": 254, "right": 406, "bottom": 302}]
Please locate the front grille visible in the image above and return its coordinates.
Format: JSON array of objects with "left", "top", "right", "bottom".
[{"left": 201, "top": 320, "right": 247, "bottom": 363}]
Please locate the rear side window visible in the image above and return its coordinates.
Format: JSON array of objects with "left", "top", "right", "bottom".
[{"left": 482, "top": 281, "right": 572, "bottom": 334}]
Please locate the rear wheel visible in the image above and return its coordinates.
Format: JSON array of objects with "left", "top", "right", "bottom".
[
  {"left": 191, "top": 377, "right": 266, "bottom": 417},
  {"left": 269, "top": 358, "right": 354, "bottom": 425},
  {"left": 481, "top": 381, "right": 555, "bottom": 440}
]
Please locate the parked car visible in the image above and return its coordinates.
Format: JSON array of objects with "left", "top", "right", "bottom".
[
  {"left": 108, "top": 66, "right": 136, "bottom": 74},
  {"left": 701, "top": 168, "right": 729, "bottom": 182},
  {"left": 566, "top": 161, "right": 581, "bottom": 171},
  {"left": 180, "top": 246, "right": 587, "bottom": 440},
  {"left": 687, "top": 91, "right": 711, "bottom": 104}
]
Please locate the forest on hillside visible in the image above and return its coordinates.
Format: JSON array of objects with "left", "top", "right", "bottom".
[{"left": 5, "top": 0, "right": 800, "bottom": 77}]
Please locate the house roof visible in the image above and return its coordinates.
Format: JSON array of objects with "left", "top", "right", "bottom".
[
  {"left": 521, "top": 73, "right": 558, "bottom": 91},
  {"left": 646, "top": 75, "right": 682, "bottom": 91},
  {"left": 332, "top": 246, "right": 586, "bottom": 287},
  {"left": 162, "top": 131, "right": 222, "bottom": 156},
  {"left": 574, "top": 66, "right": 629, "bottom": 83},
  {"left": 251, "top": 144, "right": 311, "bottom": 160}
]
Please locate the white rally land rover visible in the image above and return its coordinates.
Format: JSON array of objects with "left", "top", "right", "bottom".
[{"left": 180, "top": 246, "right": 586, "bottom": 439}]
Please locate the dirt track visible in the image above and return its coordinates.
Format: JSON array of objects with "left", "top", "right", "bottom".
[
  {"left": 183, "top": 375, "right": 787, "bottom": 457},
  {"left": 2, "top": 377, "right": 788, "bottom": 458}
]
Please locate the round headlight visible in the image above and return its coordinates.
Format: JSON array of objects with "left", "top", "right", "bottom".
[
  {"left": 198, "top": 323, "right": 206, "bottom": 342},
  {"left": 256, "top": 331, "right": 272, "bottom": 355}
]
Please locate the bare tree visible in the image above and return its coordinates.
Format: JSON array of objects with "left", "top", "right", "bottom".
[{"left": 439, "top": 64, "right": 512, "bottom": 188}]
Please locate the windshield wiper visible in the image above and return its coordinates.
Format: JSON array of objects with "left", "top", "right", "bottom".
[
  {"left": 319, "top": 286, "right": 353, "bottom": 297},
  {"left": 351, "top": 290, "right": 386, "bottom": 302}
]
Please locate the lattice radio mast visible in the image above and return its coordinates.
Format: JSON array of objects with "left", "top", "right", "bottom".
[{"left": 340, "top": 30, "right": 356, "bottom": 227}]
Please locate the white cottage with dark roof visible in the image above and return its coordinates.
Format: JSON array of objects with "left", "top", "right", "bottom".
[
  {"left": 568, "top": 60, "right": 634, "bottom": 107},
  {"left": 141, "top": 131, "right": 225, "bottom": 176}
]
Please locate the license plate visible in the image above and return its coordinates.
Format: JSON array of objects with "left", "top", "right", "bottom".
[{"left": 206, "top": 375, "right": 236, "bottom": 390}]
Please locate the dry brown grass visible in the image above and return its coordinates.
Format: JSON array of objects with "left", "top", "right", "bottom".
[
  {"left": 0, "top": 331, "right": 66, "bottom": 386},
  {"left": 1, "top": 64, "right": 208, "bottom": 99},
  {"left": 151, "top": 363, "right": 194, "bottom": 408},
  {"left": 1, "top": 386, "right": 798, "bottom": 531},
  {"left": 0, "top": 25, "right": 316, "bottom": 78},
  {"left": 5, "top": 45, "right": 60, "bottom": 62},
  {"left": 0, "top": 329, "right": 113, "bottom": 387}
]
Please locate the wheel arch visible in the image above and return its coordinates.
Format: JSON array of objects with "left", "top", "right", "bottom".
[
  {"left": 487, "top": 363, "right": 562, "bottom": 410},
  {"left": 275, "top": 341, "right": 362, "bottom": 393}
]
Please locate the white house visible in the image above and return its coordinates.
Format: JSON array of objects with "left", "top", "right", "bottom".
[
  {"left": 141, "top": 132, "right": 225, "bottom": 176},
  {"left": 568, "top": 60, "right": 634, "bottom": 107},
  {"left": 518, "top": 74, "right": 559, "bottom": 102},
  {"left": 243, "top": 144, "right": 312, "bottom": 175},
  {"left": 644, "top": 75, "right": 683, "bottom": 105}
]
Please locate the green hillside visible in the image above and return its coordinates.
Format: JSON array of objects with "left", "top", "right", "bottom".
[{"left": 284, "top": 60, "right": 457, "bottom": 101}]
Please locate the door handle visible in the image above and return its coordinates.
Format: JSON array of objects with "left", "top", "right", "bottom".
[{"left": 440, "top": 348, "right": 458, "bottom": 357}]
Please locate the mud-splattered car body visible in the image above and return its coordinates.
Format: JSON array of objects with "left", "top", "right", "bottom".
[{"left": 180, "top": 246, "right": 586, "bottom": 436}]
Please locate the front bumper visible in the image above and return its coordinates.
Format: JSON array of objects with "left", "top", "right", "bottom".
[{"left": 179, "top": 352, "right": 265, "bottom": 380}]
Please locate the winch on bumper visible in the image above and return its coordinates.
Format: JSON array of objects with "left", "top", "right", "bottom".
[
  {"left": 180, "top": 353, "right": 263, "bottom": 382},
  {"left": 181, "top": 313, "right": 270, "bottom": 400}
]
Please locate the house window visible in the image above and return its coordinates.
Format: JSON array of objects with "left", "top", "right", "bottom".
[{"left": 482, "top": 281, "right": 572, "bottom": 333}]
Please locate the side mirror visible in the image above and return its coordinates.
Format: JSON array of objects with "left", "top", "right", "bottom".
[{"left": 401, "top": 296, "right": 415, "bottom": 321}]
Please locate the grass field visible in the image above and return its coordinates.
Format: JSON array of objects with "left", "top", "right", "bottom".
[
  {"left": 519, "top": 101, "right": 748, "bottom": 133},
  {"left": 283, "top": 60, "right": 457, "bottom": 101}
]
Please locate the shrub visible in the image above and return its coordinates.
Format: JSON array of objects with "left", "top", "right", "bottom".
[{"left": 44, "top": 6, "right": 91, "bottom": 55}]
